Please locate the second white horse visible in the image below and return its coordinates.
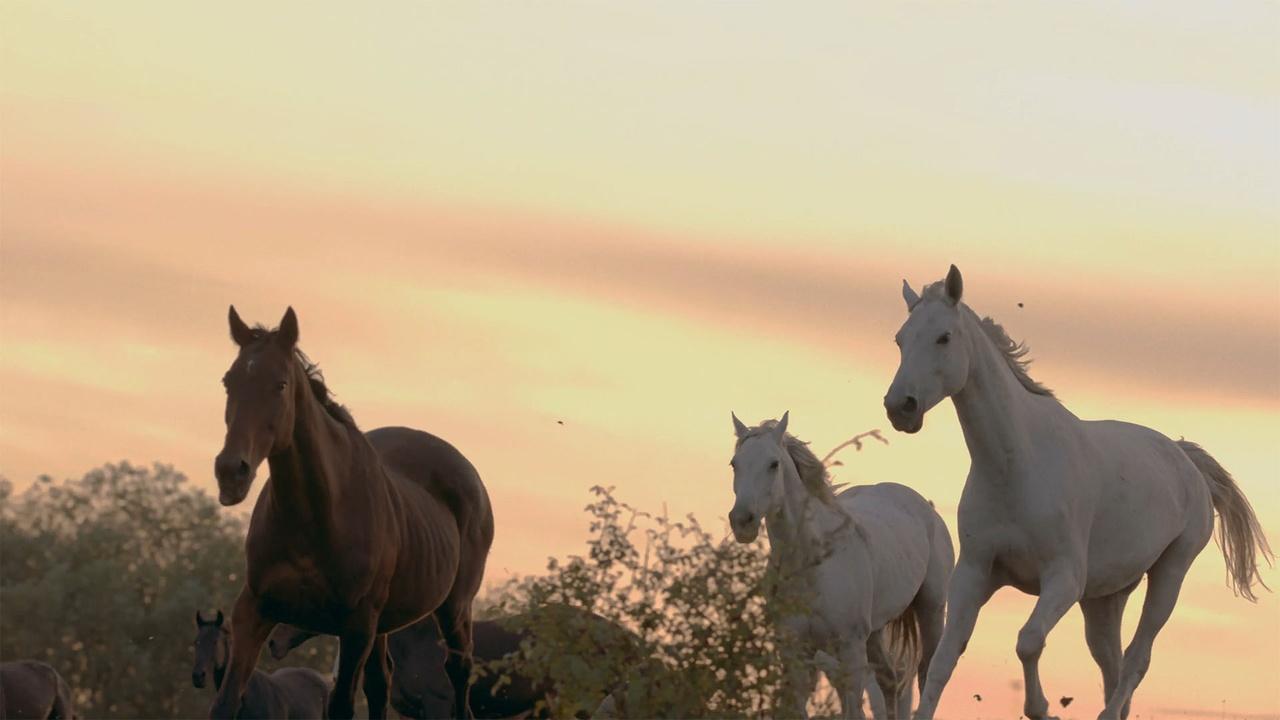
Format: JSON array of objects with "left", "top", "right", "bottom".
[{"left": 728, "top": 412, "right": 954, "bottom": 719}]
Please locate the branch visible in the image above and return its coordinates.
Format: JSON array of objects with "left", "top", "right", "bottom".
[{"left": 820, "top": 429, "right": 888, "bottom": 467}]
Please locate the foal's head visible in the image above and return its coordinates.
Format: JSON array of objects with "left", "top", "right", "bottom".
[
  {"left": 884, "top": 265, "right": 970, "bottom": 433},
  {"left": 191, "top": 609, "right": 228, "bottom": 689},
  {"left": 213, "top": 305, "right": 302, "bottom": 506},
  {"left": 727, "top": 411, "right": 793, "bottom": 543}
]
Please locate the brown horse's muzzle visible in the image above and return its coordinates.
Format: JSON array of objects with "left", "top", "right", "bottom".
[{"left": 214, "top": 451, "right": 255, "bottom": 506}]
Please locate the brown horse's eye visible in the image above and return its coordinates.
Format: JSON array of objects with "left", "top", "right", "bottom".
[{"left": 276, "top": 381, "right": 287, "bottom": 392}]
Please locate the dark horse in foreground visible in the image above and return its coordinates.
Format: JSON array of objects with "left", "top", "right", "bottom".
[
  {"left": 269, "top": 605, "right": 635, "bottom": 719},
  {"left": 0, "top": 661, "right": 75, "bottom": 719},
  {"left": 210, "top": 307, "right": 495, "bottom": 720},
  {"left": 270, "top": 616, "right": 541, "bottom": 719},
  {"left": 192, "top": 610, "right": 330, "bottom": 719}
]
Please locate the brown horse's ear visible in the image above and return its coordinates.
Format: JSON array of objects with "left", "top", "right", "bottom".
[
  {"left": 944, "top": 264, "right": 963, "bottom": 305},
  {"left": 276, "top": 307, "right": 299, "bottom": 350},
  {"left": 214, "top": 609, "right": 225, "bottom": 627},
  {"left": 195, "top": 610, "right": 206, "bottom": 627},
  {"left": 229, "top": 306, "right": 255, "bottom": 347}
]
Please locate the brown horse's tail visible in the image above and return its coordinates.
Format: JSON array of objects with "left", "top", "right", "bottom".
[
  {"left": 1178, "top": 439, "right": 1274, "bottom": 602},
  {"left": 880, "top": 604, "right": 922, "bottom": 699}
]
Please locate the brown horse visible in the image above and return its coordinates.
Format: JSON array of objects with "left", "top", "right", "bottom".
[
  {"left": 210, "top": 307, "right": 494, "bottom": 720},
  {"left": 0, "top": 661, "right": 75, "bottom": 720},
  {"left": 192, "top": 610, "right": 330, "bottom": 719}
]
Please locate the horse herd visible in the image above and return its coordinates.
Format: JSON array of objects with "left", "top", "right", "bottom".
[{"left": 1, "top": 265, "right": 1271, "bottom": 720}]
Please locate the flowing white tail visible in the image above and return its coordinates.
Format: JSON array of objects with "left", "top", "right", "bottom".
[{"left": 1177, "top": 440, "right": 1274, "bottom": 602}]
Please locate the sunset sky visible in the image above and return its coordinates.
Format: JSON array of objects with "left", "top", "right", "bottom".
[{"left": 2, "top": 2, "right": 1278, "bottom": 718}]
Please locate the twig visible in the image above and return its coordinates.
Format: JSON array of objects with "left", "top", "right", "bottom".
[{"left": 820, "top": 430, "right": 888, "bottom": 467}]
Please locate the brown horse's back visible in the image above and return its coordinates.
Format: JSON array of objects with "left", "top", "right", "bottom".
[
  {"left": 238, "top": 668, "right": 330, "bottom": 720},
  {"left": 0, "top": 661, "right": 74, "bottom": 720},
  {"left": 268, "top": 668, "right": 331, "bottom": 719},
  {"left": 366, "top": 427, "right": 495, "bottom": 608}
]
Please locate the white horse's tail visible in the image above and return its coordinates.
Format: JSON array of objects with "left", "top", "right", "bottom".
[
  {"left": 1178, "top": 439, "right": 1274, "bottom": 602},
  {"left": 880, "top": 605, "right": 922, "bottom": 698}
]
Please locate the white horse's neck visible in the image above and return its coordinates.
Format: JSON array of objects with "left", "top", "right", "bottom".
[
  {"left": 950, "top": 311, "right": 1042, "bottom": 478},
  {"left": 765, "top": 459, "right": 845, "bottom": 573}
]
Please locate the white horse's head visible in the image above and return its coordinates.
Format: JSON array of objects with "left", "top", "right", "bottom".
[
  {"left": 884, "top": 264, "right": 971, "bottom": 433},
  {"left": 727, "top": 411, "right": 792, "bottom": 542}
]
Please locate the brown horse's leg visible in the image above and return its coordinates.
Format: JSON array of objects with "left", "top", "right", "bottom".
[
  {"left": 329, "top": 615, "right": 378, "bottom": 720},
  {"left": 210, "top": 589, "right": 276, "bottom": 720},
  {"left": 360, "top": 634, "right": 392, "bottom": 720},
  {"left": 435, "top": 599, "right": 475, "bottom": 720}
]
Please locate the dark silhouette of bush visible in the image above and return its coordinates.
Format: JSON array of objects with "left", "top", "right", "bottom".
[{"left": 0, "top": 463, "right": 337, "bottom": 718}]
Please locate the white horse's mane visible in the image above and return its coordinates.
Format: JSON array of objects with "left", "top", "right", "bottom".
[
  {"left": 736, "top": 420, "right": 842, "bottom": 506},
  {"left": 920, "top": 281, "right": 1055, "bottom": 397}
]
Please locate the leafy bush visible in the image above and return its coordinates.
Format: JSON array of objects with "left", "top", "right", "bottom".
[
  {"left": 484, "top": 485, "right": 838, "bottom": 719},
  {"left": 0, "top": 463, "right": 336, "bottom": 718}
]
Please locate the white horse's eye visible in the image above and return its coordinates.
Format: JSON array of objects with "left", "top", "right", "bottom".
[
  {"left": 769, "top": 460, "right": 779, "bottom": 471},
  {"left": 937, "top": 332, "right": 951, "bottom": 345}
]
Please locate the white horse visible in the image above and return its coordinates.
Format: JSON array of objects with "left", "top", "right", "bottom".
[
  {"left": 728, "top": 412, "right": 954, "bottom": 719},
  {"left": 884, "top": 265, "right": 1273, "bottom": 720}
]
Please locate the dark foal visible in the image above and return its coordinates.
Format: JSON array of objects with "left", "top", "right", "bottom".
[
  {"left": 209, "top": 307, "right": 494, "bottom": 720},
  {"left": 192, "top": 610, "right": 330, "bottom": 719},
  {"left": 0, "top": 660, "right": 76, "bottom": 720}
]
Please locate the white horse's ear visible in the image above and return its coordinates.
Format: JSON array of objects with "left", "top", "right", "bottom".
[
  {"left": 732, "top": 412, "right": 749, "bottom": 439},
  {"left": 902, "top": 280, "right": 921, "bottom": 310},
  {"left": 945, "top": 265, "right": 963, "bottom": 305},
  {"left": 775, "top": 411, "right": 789, "bottom": 439}
]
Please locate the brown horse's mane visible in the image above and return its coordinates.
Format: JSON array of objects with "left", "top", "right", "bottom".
[{"left": 246, "top": 325, "right": 357, "bottom": 428}]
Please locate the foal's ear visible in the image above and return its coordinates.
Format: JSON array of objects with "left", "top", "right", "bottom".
[
  {"left": 195, "top": 609, "right": 206, "bottom": 627},
  {"left": 944, "top": 265, "right": 964, "bottom": 305},
  {"left": 774, "top": 411, "right": 790, "bottom": 439},
  {"left": 214, "top": 609, "right": 225, "bottom": 627},
  {"left": 228, "top": 306, "right": 255, "bottom": 347},
  {"left": 731, "top": 412, "right": 749, "bottom": 439},
  {"left": 901, "top": 280, "right": 921, "bottom": 311},
  {"left": 276, "top": 306, "right": 299, "bottom": 350}
]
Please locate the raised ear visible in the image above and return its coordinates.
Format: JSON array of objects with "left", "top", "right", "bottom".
[
  {"left": 774, "top": 411, "right": 789, "bottom": 439},
  {"left": 945, "top": 264, "right": 963, "bottom": 305},
  {"left": 731, "top": 412, "right": 749, "bottom": 440},
  {"left": 228, "top": 306, "right": 255, "bottom": 347},
  {"left": 276, "top": 306, "right": 299, "bottom": 350},
  {"left": 195, "top": 610, "right": 206, "bottom": 627},
  {"left": 901, "top": 280, "right": 921, "bottom": 311},
  {"left": 214, "top": 609, "right": 225, "bottom": 627}
]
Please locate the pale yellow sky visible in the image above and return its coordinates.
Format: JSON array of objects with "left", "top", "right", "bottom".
[{"left": 2, "top": 2, "right": 1278, "bottom": 717}]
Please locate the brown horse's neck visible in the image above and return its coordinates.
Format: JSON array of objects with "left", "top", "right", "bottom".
[{"left": 265, "top": 362, "right": 358, "bottom": 536}]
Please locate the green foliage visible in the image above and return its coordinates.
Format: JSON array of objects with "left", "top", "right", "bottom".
[
  {"left": 485, "top": 485, "right": 836, "bottom": 719},
  {"left": 0, "top": 463, "right": 336, "bottom": 718}
]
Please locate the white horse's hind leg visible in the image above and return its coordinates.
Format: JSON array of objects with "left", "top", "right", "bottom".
[
  {"left": 1016, "top": 572, "right": 1082, "bottom": 720},
  {"left": 1098, "top": 547, "right": 1197, "bottom": 720},
  {"left": 1080, "top": 587, "right": 1133, "bottom": 719}
]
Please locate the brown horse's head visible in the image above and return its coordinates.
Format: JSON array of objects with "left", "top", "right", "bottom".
[
  {"left": 191, "top": 609, "right": 228, "bottom": 689},
  {"left": 214, "top": 305, "right": 301, "bottom": 506}
]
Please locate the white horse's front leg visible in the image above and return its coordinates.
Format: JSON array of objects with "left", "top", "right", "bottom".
[
  {"left": 837, "top": 634, "right": 871, "bottom": 720},
  {"left": 914, "top": 560, "right": 995, "bottom": 719},
  {"left": 1017, "top": 571, "right": 1082, "bottom": 720}
]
